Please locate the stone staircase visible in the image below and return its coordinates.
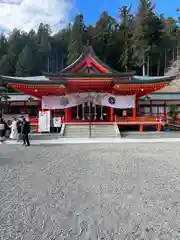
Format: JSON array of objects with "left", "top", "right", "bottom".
[
  {"left": 63, "top": 124, "right": 89, "bottom": 138},
  {"left": 90, "top": 124, "right": 120, "bottom": 138}
]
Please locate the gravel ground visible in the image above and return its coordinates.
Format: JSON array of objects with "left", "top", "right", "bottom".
[{"left": 0, "top": 143, "right": 180, "bottom": 240}]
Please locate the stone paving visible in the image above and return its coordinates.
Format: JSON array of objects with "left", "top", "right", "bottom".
[{"left": 0, "top": 143, "right": 180, "bottom": 239}]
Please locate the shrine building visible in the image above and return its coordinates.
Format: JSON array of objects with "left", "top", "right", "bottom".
[{"left": 0, "top": 46, "right": 176, "bottom": 132}]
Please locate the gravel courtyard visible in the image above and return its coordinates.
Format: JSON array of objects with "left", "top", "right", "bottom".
[{"left": 0, "top": 143, "right": 180, "bottom": 240}]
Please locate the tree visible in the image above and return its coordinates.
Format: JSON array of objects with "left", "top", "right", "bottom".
[
  {"left": 0, "top": 54, "right": 12, "bottom": 75},
  {"left": 0, "top": 34, "right": 8, "bottom": 59},
  {"left": 0, "top": 2, "right": 179, "bottom": 77},
  {"left": 15, "top": 45, "right": 33, "bottom": 76},
  {"left": 119, "top": 6, "right": 133, "bottom": 71},
  {"left": 131, "top": 0, "right": 155, "bottom": 75},
  {"left": 68, "top": 14, "right": 85, "bottom": 64}
]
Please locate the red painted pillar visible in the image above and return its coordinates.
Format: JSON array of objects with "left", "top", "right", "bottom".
[
  {"left": 164, "top": 101, "right": 166, "bottom": 119},
  {"left": 24, "top": 101, "right": 27, "bottom": 114},
  {"left": 64, "top": 108, "right": 68, "bottom": 122},
  {"left": 68, "top": 108, "right": 72, "bottom": 121},
  {"left": 132, "top": 95, "right": 137, "bottom": 120},
  {"left": 109, "top": 107, "right": 114, "bottom": 122},
  {"left": 139, "top": 124, "right": 143, "bottom": 132},
  {"left": 64, "top": 108, "right": 72, "bottom": 122}
]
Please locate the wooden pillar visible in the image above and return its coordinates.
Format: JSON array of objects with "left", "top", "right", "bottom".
[
  {"left": 157, "top": 124, "right": 161, "bottom": 132},
  {"left": 68, "top": 108, "right": 72, "bottom": 121},
  {"left": 109, "top": 107, "right": 114, "bottom": 122},
  {"left": 139, "top": 124, "right": 143, "bottom": 132},
  {"left": 38, "top": 100, "right": 41, "bottom": 112},
  {"left": 150, "top": 100, "right": 152, "bottom": 115},
  {"left": 164, "top": 101, "right": 166, "bottom": 119},
  {"left": 64, "top": 108, "right": 72, "bottom": 122},
  {"left": 132, "top": 95, "right": 137, "bottom": 120},
  {"left": 64, "top": 108, "right": 68, "bottom": 122},
  {"left": 24, "top": 101, "right": 27, "bottom": 114}
]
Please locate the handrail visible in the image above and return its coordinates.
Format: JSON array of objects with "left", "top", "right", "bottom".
[
  {"left": 60, "top": 123, "right": 65, "bottom": 136},
  {"left": 89, "top": 118, "right": 91, "bottom": 138}
]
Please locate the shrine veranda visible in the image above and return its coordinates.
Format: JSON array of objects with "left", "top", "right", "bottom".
[{"left": 0, "top": 46, "right": 176, "bottom": 132}]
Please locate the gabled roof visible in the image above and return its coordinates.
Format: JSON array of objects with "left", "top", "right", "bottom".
[{"left": 60, "top": 46, "right": 118, "bottom": 73}]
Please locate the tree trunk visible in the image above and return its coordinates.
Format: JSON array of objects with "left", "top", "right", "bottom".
[
  {"left": 172, "top": 48, "right": 175, "bottom": 62},
  {"left": 56, "top": 50, "right": 58, "bottom": 72},
  {"left": 47, "top": 56, "right": 50, "bottom": 72},
  {"left": 142, "top": 53, "right": 146, "bottom": 76},
  {"left": 177, "top": 40, "right": 180, "bottom": 60},
  {"left": 157, "top": 58, "right": 160, "bottom": 76},
  {"left": 147, "top": 54, "right": 150, "bottom": 76},
  {"left": 164, "top": 49, "right": 167, "bottom": 74}
]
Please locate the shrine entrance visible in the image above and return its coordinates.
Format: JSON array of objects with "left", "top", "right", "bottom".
[{"left": 72, "top": 101, "right": 107, "bottom": 121}]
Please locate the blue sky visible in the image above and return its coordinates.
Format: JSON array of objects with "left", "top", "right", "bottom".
[
  {"left": 0, "top": 0, "right": 178, "bottom": 34},
  {"left": 75, "top": 0, "right": 180, "bottom": 24}
]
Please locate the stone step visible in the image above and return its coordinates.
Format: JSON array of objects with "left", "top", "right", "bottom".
[
  {"left": 63, "top": 124, "right": 120, "bottom": 138},
  {"left": 90, "top": 124, "right": 120, "bottom": 138},
  {"left": 64, "top": 124, "right": 89, "bottom": 138}
]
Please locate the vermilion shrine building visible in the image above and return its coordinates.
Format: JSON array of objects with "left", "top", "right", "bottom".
[{"left": 0, "top": 46, "right": 176, "bottom": 132}]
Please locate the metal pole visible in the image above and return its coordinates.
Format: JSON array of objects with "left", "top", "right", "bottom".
[
  {"left": 89, "top": 100, "right": 91, "bottom": 138},
  {"left": 89, "top": 100, "right": 91, "bottom": 119},
  {"left": 76, "top": 105, "right": 79, "bottom": 119},
  {"left": 82, "top": 103, "right": 84, "bottom": 120},
  {"left": 94, "top": 103, "right": 96, "bottom": 120},
  {"left": 100, "top": 105, "right": 103, "bottom": 120}
]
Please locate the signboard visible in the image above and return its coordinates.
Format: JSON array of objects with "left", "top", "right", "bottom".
[
  {"left": 38, "top": 110, "right": 50, "bottom": 132},
  {"left": 53, "top": 117, "right": 61, "bottom": 127}
]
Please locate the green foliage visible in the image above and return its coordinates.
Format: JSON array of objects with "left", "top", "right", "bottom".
[
  {"left": 0, "top": 1, "right": 179, "bottom": 76},
  {"left": 168, "top": 105, "right": 180, "bottom": 123},
  {"left": 68, "top": 14, "right": 85, "bottom": 64},
  {"left": 15, "top": 45, "right": 33, "bottom": 76}
]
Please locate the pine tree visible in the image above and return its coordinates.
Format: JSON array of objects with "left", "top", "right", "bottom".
[
  {"left": 119, "top": 6, "right": 133, "bottom": 71},
  {"left": 15, "top": 45, "right": 33, "bottom": 76},
  {"left": 68, "top": 14, "right": 85, "bottom": 64},
  {"left": 0, "top": 54, "right": 12, "bottom": 75},
  {"left": 131, "top": 0, "right": 155, "bottom": 75},
  {"left": 0, "top": 34, "right": 8, "bottom": 59}
]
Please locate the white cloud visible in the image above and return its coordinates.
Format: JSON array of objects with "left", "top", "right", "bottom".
[{"left": 0, "top": 0, "right": 74, "bottom": 34}]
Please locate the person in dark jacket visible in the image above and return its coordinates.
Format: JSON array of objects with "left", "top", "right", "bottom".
[
  {"left": 21, "top": 117, "right": 31, "bottom": 146},
  {"left": 0, "top": 118, "right": 5, "bottom": 143},
  {"left": 2, "top": 118, "right": 8, "bottom": 141}
]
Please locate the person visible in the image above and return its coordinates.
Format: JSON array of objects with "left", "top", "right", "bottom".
[
  {"left": 2, "top": 118, "right": 8, "bottom": 141},
  {"left": 16, "top": 119, "right": 22, "bottom": 141},
  {"left": 122, "top": 110, "right": 127, "bottom": 119},
  {"left": 21, "top": 117, "right": 31, "bottom": 146},
  {"left": 0, "top": 118, "right": 5, "bottom": 143},
  {"left": 10, "top": 117, "right": 18, "bottom": 140}
]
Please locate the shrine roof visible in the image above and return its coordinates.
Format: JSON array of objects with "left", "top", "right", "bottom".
[
  {"left": 1, "top": 93, "right": 39, "bottom": 101},
  {"left": 141, "top": 93, "right": 180, "bottom": 100},
  {"left": 0, "top": 74, "right": 175, "bottom": 85}
]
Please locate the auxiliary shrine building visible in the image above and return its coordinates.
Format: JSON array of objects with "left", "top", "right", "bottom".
[{"left": 0, "top": 46, "right": 176, "bottom": 132}]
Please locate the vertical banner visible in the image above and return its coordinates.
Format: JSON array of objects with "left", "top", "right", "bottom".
[{"left": 38, "top": 110, "right": 51, "bottom": 132}]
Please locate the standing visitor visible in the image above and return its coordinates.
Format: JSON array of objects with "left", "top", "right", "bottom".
[
  {"left": 17, "top": 119, "right": 22, "bottom": 141},
  {"left": 0, "top": 118, "right": 5, "bottom": 143},
  {"left": 2, "top": 118, "right": 8, "bottom": 142},
  {"left": 21, "top": 117, "right": 31, "bottom": 146},
  {"left": 10, "top": 117, "right": 18, "bottom": 140},
  {"left": 123, "top": 110, "right": 127, "bottom": 119}
]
